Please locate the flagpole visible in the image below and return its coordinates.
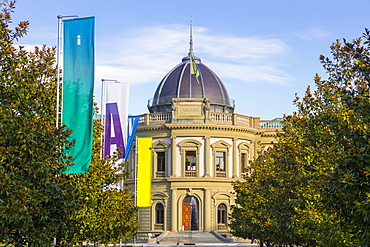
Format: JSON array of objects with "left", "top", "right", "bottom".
[
  {"left": 56, "top": 15, "right": 62, "bottom": 127},
  {"left": 100, "top": 79, "right": 106, "bottom": 159},
  {"left": 134, "top": 136, "right": 138, "bottom": 246},
  {"left": 55, "top": 15, "right": 79, "bottom": 128}
]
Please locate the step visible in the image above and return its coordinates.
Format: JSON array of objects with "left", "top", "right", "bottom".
[{"left": 158, "top": 231, "right": 223, "bottom": 244}]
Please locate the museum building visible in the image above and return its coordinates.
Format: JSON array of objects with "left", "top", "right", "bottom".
[{"left": 125, "top": 42, "right": 282, "bottom": 240}]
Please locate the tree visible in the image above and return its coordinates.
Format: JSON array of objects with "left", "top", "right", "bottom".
[
  {"left": 58, "top": 113, "right": 139, "bottom": 246},
  {"left": 0, "top": 2, "right": 138, "bottom": 246},
  {"left": 231, "top": 29, "right": 370, "bottom": 246},
  {"left": 0, "top": 1, "right": 78, "bottom": 246}
]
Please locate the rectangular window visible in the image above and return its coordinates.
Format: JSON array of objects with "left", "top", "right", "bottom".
[
  {"left": 216, "top": 151, "right": 226, "bottom": 172},
  {"left": 157, "top": 152, "right": 165, "bottom": 172},
  {"left": 185, "top": 151, "right": 197, "bottom": 177},
  {"left": 185, "top": 151, "right": 197, "bottom": 171},
  {"left": 241, "top": 153, "right": 247, "bottom": 173},
  {"left": 218, "top": 209, "right": 227, "bottom": 224}
]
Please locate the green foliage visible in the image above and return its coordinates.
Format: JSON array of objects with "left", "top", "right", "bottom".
[
  {"left": 231, "top": 29, "right": 370, "bottom": 246},
  {"left": 0, "top": 1, "right": 138, "bottom": 246},
  {"left": 58, "top": 116, "right": 139, "bottom": 246},
  {"left": 0, "top": 1, "right": 77, "bottom": 246}
]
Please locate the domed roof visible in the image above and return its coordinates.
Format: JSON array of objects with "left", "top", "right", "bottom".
[{"left": 148, "top": 54, "right": 234, "bottom": 113}]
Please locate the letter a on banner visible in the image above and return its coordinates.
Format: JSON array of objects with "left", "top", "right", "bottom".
[
  {"left": 104, "top": 82, "right": 130, "bottom": 159},
  {"left": 137, "top": 137, "right": 152, "bottom": 207},
  {"left": 62, "top": 17, "right": 95, "bottom": 174}
]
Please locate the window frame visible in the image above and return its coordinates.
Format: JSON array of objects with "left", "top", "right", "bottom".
[
  {"left": 157, "top": 151, "right": 165, "bottom": 172},
  {"left": 153, "top": 202, "right": 165, "bottom": 231},
  {"left": 215, "top": 151, "right": 226, "bottom": 172},
  {"left": 178, "top": 139, "right": 202, "bottom": 178},
  {"left": 152, "top": 140, "right": 170, "bottom": 178},
  {"left": 238, "top": 142, "right": 250, "bottom": 177},
  {"left": 155, "top": 203, "right": 164, "bottom": 224},
  {"left": 211, "top": 140, "right": 231, "bottom": 178},
  {"left": 217, "top": 203, "right": 228, "bottom": 231}
]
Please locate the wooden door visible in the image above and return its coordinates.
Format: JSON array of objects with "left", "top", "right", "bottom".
[
  {"left": 182, "top": 199, "right": 191, "bottom": 230},
  {"left": 182, "top": 196, "right": 199, "bottom": 231}
]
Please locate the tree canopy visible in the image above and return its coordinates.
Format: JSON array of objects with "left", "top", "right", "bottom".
[
  {"left": 0, "top": 1, "right": 77, "bottom": 246},
  {"left": 231, "top": 29, "right": 370, "bottom": 246},
  {"left": 0, "top": 1, "right": 138, "bottom": 246},
  {"left": 58, "top": 115, "right": 139, "bottom": 246}
]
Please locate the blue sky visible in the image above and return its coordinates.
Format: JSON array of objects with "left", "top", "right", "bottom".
[{"left": 11, "top": 0, "right": 370, "bottom": 119}]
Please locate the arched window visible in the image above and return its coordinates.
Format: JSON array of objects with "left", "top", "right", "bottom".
[
  {"left": 217, "top": 203, "right": 227, "bottom": 230},
  {"left": 155, "top": 203, "right": 164, "bottom": 225}
]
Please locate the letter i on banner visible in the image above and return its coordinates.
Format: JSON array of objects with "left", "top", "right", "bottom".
[
  {"left": 137, "top": 137, "right": 152, "bottom": 207},
  {"left": 62, "top": 17, "right": 95, "bottom": 174},
  {"left": 104, "top": 81, "right": 130, "bottom": 159}
]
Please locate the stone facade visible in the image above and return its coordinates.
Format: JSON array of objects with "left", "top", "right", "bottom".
[{"left": 125, "top": 98, "right": 282, "bottom": 240}]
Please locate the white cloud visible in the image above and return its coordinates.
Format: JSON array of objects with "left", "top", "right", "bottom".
[
  {"left": 294, "top": 27, "right": 332, "bottom": 41},
  {"left": 18, "top": 24, "right": 295, "bottom": 87},
  {"left": 97, "top": 24, "right": 294, "bottom": 86}
]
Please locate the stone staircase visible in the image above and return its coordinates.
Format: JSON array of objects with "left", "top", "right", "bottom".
[{"left": 157, "top": 231, "right": 225, "bottom": 244}]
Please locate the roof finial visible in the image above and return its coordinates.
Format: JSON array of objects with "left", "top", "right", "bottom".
[{"left": 189, "top": 16, "right": 193, "bottom": 56}]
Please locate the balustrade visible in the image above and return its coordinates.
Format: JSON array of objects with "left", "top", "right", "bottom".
[
  {"left": 260, "top": 121, "right": 284, "bottom": 129},
  {"left": 137, "top": 112, "right": 282, "bottom": 130}
]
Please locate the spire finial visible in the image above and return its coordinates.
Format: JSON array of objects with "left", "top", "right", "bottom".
[{"left": 189, "top": 17, "right": 193, "bottom": 56}]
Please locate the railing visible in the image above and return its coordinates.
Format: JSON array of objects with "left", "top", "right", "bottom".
[
  {"left": 150, "top": 112, "right": 172, "bottom": 122},
  {"left": 154, "top": 224, "right": 164, "bottom": 230},
  {"left": 185, "top": 171, "right": 197, "bottom": 177},
  {"left": 236, "top": 114, "right": 249, "bottom": 125},
  {"left": 156, "top": 171, "right": 165, "bottom": 178},
  {"left": 138, "top": 112, "right": 282, "bottom": 130},
  {"left": 210, "top": 113, "right": 233, "bottom": 122},
  {"left": 217, "top": 224, "right": 228, "bottom": 231},
  {"left": 216, "top": 172, "right": 226, "bottom": 178},
  {"left": 260, "top": 120, "right": 284, "bottom": 129}
]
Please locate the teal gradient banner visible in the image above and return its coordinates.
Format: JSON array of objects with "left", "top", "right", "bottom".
[{"left": 62, "top": 17, "right": 95, "bottom": 174}]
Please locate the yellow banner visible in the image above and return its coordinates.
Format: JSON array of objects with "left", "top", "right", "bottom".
[{"left": 137, "top": 137, "right": 152, "bottom": 207}]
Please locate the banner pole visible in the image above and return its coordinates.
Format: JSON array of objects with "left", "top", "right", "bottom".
[
  {"left": 56, "top": 15, "right": 62, "bottom": 127},
  {"left": 55, "top": 15, "right": 78, "bottom": 128},
  {"left": 100, "top": 79, "right": 106, "bottom": 159},
  {"left": 134, "top": 136, "right": 138, "bottom": 246}
]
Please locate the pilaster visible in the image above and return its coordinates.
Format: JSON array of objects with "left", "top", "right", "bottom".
[
  {"left": 204, "top": 136, "right": 211, "bottom": 177},
  {"left": 232, "top": 138, "right": 238, "bottom": 178},
  {"left": 171, "top": 135, "right": 177, "bottom": 177},
  {"left": 170, "top": 188, "right": 178, "bottom": 231},
  {"left": 204, "top": 189, "right": 212, "bottom": 231}
]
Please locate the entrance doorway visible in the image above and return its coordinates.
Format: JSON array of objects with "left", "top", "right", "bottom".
[{"left": 182, "top": 196, "right": 199, "bottom": 231}]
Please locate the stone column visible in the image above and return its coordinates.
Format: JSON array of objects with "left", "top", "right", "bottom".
[
  {"left": 204, "top": 136, "right": 211, "bottom": 177},
  {"left": 170, "top": 188, "right": 178, "bottom": 231},
  {"left": 232, "top": 138, "right": 238, "bottom": 178}
]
